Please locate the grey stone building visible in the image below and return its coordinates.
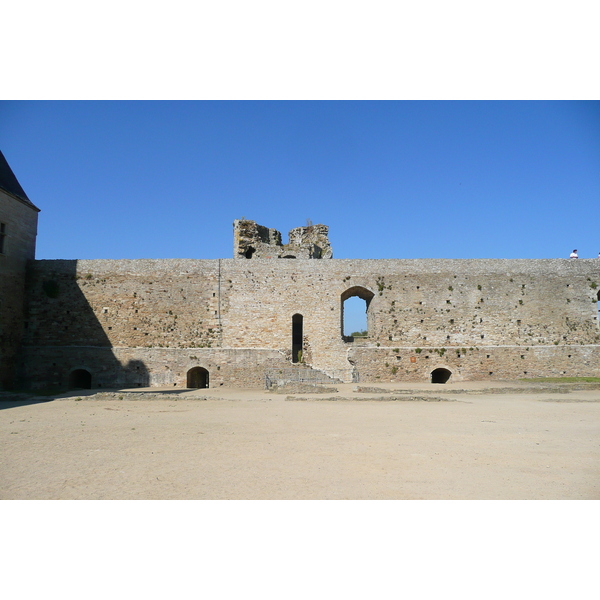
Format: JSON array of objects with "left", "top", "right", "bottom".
[{"left": 0, "top": 151, "right": 39, "bottom": 388}]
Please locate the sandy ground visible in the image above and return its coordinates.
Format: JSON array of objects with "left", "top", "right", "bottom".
[{"left": 1, "top": 381, "right": 599, "bottom": 499}]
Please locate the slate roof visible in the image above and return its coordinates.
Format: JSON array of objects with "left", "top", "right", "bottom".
[{"left": 0, "top": 150, "right": 40, "bottom": 211}]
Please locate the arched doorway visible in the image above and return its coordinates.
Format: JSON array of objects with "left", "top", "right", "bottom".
[
  {"left": 69, "top": 369, "right": 92, "bottom": 389},
  {"left": 187, "top": 367, "right": 209, "bottom": 388},
  {"left": 431, "top": 368, "right": 452, "bottom": 384},
  {"left": 292, "top": 314, "right": 303, "bottom": 363}
]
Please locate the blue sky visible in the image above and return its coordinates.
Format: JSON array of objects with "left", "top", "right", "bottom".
[{"left": 2, "top": 101, "right": 598, "bottom": 264}]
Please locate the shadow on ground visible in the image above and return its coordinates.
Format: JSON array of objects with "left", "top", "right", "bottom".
[{"left": 0, "top": 397, "right": 55, "bottom": 410}]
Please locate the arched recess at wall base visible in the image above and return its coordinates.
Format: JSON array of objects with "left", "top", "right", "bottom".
[
  {"left": 187, "top": 367, "right": 209, "bottom": 388},
  {"left": 431, "top": 368, "right": 452, "bottom": 384},
  {"left": 69, "top": 368, "right": 92, "bottom": 389}
]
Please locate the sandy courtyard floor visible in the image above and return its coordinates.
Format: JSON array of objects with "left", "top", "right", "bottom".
[{"left": 1, "top": 381, "right": 599, "bottom": 499}]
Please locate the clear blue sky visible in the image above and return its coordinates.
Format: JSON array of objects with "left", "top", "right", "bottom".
[{"left": 1, "top": 101, "right": 599, "bottom": 262}]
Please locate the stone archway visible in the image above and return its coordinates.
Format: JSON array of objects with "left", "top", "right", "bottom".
[
  {"left": 431, "top": 368, "right": 452, "bottom": 384},
  {"left": 187, "top": 367, "right": 209, "bottom": 389},
  {"left": 69, "top": 368, "right": 92, "bottom": 389}
]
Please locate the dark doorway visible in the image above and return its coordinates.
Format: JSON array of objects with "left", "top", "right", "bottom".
[
  {"left": 244, "top": 247, "right": 255, "bottom": 259},
  {"left": 69, "top": 369, "right": 92, "bottom": 389},
  {"left": 187, "top": 367, "right": 209, "bottom": 388},
  {"left": 292, "top": 314, "right": 303, "bottom": 363},
  {"left": 431, "top": 368, "right": 452, "bottom": 384}
]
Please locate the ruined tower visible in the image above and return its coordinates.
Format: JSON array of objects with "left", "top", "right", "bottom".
[{"left": 233, "top": 219, "right": 333, "bottom": 259}]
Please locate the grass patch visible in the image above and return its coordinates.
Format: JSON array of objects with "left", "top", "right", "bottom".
[{"left": 519, "top": 377, "right": 600, "bottom": 383}]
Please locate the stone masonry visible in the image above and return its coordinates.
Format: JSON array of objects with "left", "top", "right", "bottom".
[
  {"left": 16, "top": 252, "right": 600, "bottom": 390},
  {"left": 0, "top": 151, "right": 39, "bottom": 389},
  {"left": 233, "top": 219, "right": 333, "bottom": 259}
]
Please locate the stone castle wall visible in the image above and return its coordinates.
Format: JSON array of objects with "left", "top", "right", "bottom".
[
  {"left": 0, "top": 190, "right": 38, "bottom": 388},
  {"left": 17, "top": 256, "right": 600, "bottom": 388}
]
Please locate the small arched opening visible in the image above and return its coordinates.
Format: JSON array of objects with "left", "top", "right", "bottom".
[
  {"left": 244, "top": 247, "right": 255, "bottom": 259},
  {"left": 341, "top": 286, "right": 375, "bottom": 339},
  {"left": 187, "top": 367, "right": 209, "bottom": 389},
  {"left": 597, "top": 290, "right": 600, "bottom": 325},
  {"left": 292, "top": 313, "right": 303, "bottom": 363},
  {"left": 69, "top": 369, "right": 92, "bottom": 389},
  {"left": 431, "top": 368, "right": 452, "bottom": 384}
]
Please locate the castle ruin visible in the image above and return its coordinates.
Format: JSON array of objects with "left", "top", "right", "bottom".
[{"left": 1, "top": 153, "right": 600, "bottom": 391}]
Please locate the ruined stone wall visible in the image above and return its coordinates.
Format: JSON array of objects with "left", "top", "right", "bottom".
[
  {"left": 18, "top": 257, "right": 600, "bottom": 388},
  {"left": 233, "top": 220, "right": 283, "bottom": 259},
  {"left": 0, "top": 191, "right": 38, "bottom": 388},
  {"left": 233, "top": 220, "right": 332, "bottom": 259},
  {"left": 23, "top": 260, "right": 223, "bottom": 349},
  {"left": 349, "top": 344, "right": 600, "bottom": 383},
  {"left": 220, "top": 258, "right": 600, "bottom": 379},
  {"left": 17, "top": 346, "right": 290, "bottom": 390}
]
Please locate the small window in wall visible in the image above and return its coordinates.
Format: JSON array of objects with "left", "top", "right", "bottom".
[
  {"left": 0, "top": 223, "right": 6, "bottom": 254},
  {"left": 69, "top": 369, "right": 92, "bottom": 389},
  {"left": 187, "top": 367, "right": 209, "bottom": 388},
  {"left": 244, "top": 247, "right": 255, "bottom": 259},
  {"left": 341, "top": 286, "right": 375, "bottom": 339},
  {"left": 292, "top": 314, "right": 303, "bottom": 363},
  {"left": 597, "top": 291, "right": 600, "bottom": 323}
]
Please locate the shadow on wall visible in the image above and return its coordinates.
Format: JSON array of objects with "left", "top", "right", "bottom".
[{"left": 16, "top": 260, "right": 150, "bottom": 391}]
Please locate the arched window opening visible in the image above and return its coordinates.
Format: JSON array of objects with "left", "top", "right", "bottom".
[
  {"left": 431, "top": 368, "right": 452, "bottom": 384},
  {"left": 341, "top": 286, "right": 375, "bottom": 340},
  {"left": 244, "top": 247, "right": 255, "bottom": 259},
  {"left": 597, "top": 290, "right": 600, "bottom": 326},
  {"left": 292, "top": 314, "right": 303, "bottom": 363},
  {"left": 343, "top": 296, "right": 368, "bottom": 337},
  {"left": 69, "top": 369, "right": 92, "bottom": 389},
  {"left": 187, "top": 367, "right": 209, "bottom": 389}
]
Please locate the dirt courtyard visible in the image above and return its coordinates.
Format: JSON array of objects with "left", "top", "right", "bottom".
[{"left": 1, "top": 381, "right": 599, "bottom": 499}]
